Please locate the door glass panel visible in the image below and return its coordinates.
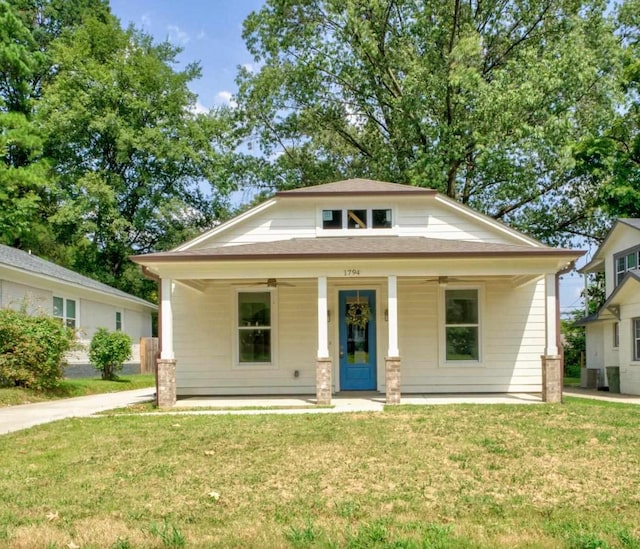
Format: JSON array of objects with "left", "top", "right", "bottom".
[{"left": 346, "top": 297, "right": 370, "bottom": 364}]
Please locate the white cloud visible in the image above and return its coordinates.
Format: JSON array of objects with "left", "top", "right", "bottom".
[
  {"left": 215, "top": 91, "right": 237, "bottom": 108},
  {"left": 189, "top": 101, "right": 209, "bottom": 115},
  {"left": 241, "top": 63, "right": 254, "bottom": 73},
  {"left": 167, "top": 24, "right": 190, "bottom": 45},
  {"left": 196, "top": 29, "right": 207, "bottom": 40},
  {"left": 140, "top": 13, "right": 151, "bottom": 29}
]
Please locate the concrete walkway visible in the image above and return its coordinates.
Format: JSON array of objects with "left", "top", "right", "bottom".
[
  {"left": 563, "top": 387, "right": 640, "bottom": 404},
  {"left": 3, "top": 388, "right": 638, "bottom": 436},
  {"left": 0, "top": 388, "right": 154, "bottom": 436}
]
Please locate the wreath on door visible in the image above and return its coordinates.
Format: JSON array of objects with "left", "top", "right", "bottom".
[{"left": 345, "top": 302, "right": 371, "bottom": 329}]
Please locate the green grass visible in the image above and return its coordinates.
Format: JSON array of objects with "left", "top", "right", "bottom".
[
  {"left": 0, "top": 374, "right": 154, "bottom": 407},
  {"left": 1, "top": 399, "right": 640, "bottom": 547}
]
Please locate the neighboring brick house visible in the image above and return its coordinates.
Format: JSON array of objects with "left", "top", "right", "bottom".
[
  {"left": 0, "top": 244, "right": 156, "bottom": 364},
  {"left": 132, "top": 179, "right": 582, "bottom": 407},
  {"left": 579, "top": 219, "right": 640, "bottom": 395}
]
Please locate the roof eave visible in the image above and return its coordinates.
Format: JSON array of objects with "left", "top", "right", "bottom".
[
  {"left": 132, "top": 249, "right": 583, "bottom": 264},
  {"left": 276, "top": 189, "right": 437, "bottom": 198}
]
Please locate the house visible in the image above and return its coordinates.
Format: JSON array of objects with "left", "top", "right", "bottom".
[
  {"left": 132, "top": 179, "right": 583, "bottom": 407},
  {"left": 0, "top": 244, "right": 156, "bottom": 364},
  {"left": 578, "top": 219, "right": 640, "bottom": 395}
]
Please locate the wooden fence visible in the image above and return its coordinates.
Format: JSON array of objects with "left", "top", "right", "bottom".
[{"left": 139, "top": 337, "right": 159, "bottom": 374}]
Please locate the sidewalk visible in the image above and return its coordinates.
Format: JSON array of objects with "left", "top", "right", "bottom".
[
  {"left": 0, "top": 388, "right": 154, "bottom": 436},
  {"left": 563, "top": 387, "right": 640, "bottom": 404}
]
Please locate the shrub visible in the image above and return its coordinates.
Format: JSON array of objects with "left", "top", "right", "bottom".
[
  {"left": 0, "top": 307, "right": 75, "bottom": 389},
  {"left": 89, "top": 328, "right": 132, "bottom": 380}
]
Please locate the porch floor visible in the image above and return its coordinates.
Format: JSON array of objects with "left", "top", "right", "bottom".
[{"left": 174, "top": 392, "right": 542, "bottom": 412}]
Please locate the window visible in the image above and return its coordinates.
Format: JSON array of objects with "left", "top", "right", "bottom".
[
  {"left": 445, "top": 289, "right": 479, "bottom": 361},
  {"left": 321, "top": 208, "right": 393, "bottom": 231},
  {"left": 372, "top": 209, "right": 392, "bottom": 228},
  {"left": 237, "top": 291, "right": 272, "bottom": 363},
  {"left": 116, "top": 311, "right": 122, "bottom": 331},
  {"left": 53, "top": 296, "right": 76, "bottom": 329},
  {"left": 614, "top": 247, "right": 640, "bottom": 286},
  {"left": 322, "top": 209, "right": 342, "bottom": 229},
  {"left": 634, "top": 319, "right": 640, "bottom": 361}
]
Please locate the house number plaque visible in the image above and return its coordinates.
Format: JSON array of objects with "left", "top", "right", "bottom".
[{"left": 343, "top": 269, "right": 361, "bottom": 276}]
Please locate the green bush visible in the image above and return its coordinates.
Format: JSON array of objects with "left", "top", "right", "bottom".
[
  {"left": 0, "top": 307, "right": 75, "bottom": 389},
  {"left": 89, "top": 328, "right": 132, "bottom": 380}
]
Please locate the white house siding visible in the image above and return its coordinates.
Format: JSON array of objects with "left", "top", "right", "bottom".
[
  {"left": 397, "top": 203, "right": 524, "bottom": 245},
  {"left": 620, "top": 302, "right": 640, "bottom": 394},
  {"left": 174, "top": 277, "right": 545, "bottom": 395},
  {"left": 174, "top": 281, "right": 318, "bottom": 395},
  {"left": 0, "top": 280, "right": 52, "bottom": 314},
  {"left": 188, "top": 198, "right": 529, "bottom": 252},
  {"left": 585, "top": 324, "right": 605, "bottom": 372},
  {"left": 67, "top": 300, "right": 152, "bottom": 364},
  {"left": 396, "top": 278, "right": 545, "bottom": 393}
]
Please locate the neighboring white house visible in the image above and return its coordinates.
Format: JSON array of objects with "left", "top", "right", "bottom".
[
  {"left": 0, "top": 244, "right": 156, "bottom": 363},
  {"left": 579, "top": 219, "right": 640, "bottom": 395},
  {"left": 132, "top": 179, "right": 582, "bottom": 406}
]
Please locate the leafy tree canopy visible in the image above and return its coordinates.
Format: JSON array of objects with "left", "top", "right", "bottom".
[
  {"left": 238, "top": 0, "right": 621, "bottom": 243},
  {"left": 38, "top": 14, "right": 239, "bottom": 297}
]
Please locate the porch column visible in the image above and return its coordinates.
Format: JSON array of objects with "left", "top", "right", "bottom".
[
  {"left": 316, "top": 276, "right": 332, "bottom": 405},
  {"left": 541, "top": 273, "right": 562, "bottom": 403},
  {"left": 157, "top": 277, "right": 177, "bottom": 408},
  {"left": 386, "top": 275, "right": 401, "bottom": 404}
]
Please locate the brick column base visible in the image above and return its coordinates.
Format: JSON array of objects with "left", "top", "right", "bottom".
[
  {"left": 385, "top": 357, "right": 401, "bottom": 405},
  {"left": 157, "top": 358, "right": 177, "bottom": 408},
  {"left": 541, "top": 355, "right": 562, "bottom": 403},
  {"left": 316, "top": 358, "right": 332, "bottom": 405}
]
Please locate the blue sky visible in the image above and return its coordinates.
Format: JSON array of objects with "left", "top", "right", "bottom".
[
  {"left": 109, "top": 0, "right": 587, "bottom": 314},
  {"left": 110, "top": 0, "right": 265, "bottom": 111}
]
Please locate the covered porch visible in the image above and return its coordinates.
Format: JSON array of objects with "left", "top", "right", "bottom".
[{"left": 152, "top": 267, "right": 564, "bottom": 407}]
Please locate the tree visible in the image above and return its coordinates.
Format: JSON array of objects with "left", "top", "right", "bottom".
[
  {"left": 237, "top": 0, "right": 620, "bottom": 242},
  {"left": 0, "top": 0, "right": 111, "bottom": 254},
  {"left": 38, "top": 15, "right": 237, "bottom": 297},
  {"left": 0, "top": 1, "right": 50, "bottom": 248},
  {"left": 575, "top": 0, "right": 640, "bottom": 220},
  {"left": 89, "top": 327, "right": 132, "bottom": 380}
]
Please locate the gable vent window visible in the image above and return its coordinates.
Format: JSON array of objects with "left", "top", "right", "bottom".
[
  {"left": 321, "top": 208, "right": 393, "bottom": 230},
  {"left": 615, "top": 247, "right": 640, "bottom": 286}
]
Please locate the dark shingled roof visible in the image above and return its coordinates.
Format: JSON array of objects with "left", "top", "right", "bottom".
[
  {"left": 276, "top": 179, "right": 436, "bottom": 197},
  {"left": 133, "top": 236, "right": 581, "bottom": 263},
  {"left": 0, "top": 244, "right": 156, "bottom": 308}
]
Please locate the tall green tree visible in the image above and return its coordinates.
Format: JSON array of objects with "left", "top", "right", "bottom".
[
  {"left": 576, "top": 0, "right": 640, "bottom": 219},
  {"left": 38, "top": 15, "right": 236, "bottom": 297},
  {"left": 0, "top": 1, "right": 49, "bottom": 247},
  {"left": 238, "top": 0, "right": 620, "bottom": 242},
  {"left": 0, "top": 0, "right": 110, "bottom": 252}
]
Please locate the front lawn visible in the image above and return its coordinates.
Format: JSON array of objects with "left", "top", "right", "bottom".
[
  {"left": 1, "top": 398, "right": 639, "bottom": 548},
  {"left": 0, "top": 374, "right": 155, "bottom": 407}
]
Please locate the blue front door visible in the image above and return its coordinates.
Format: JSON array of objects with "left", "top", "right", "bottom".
[{"left": 339, "top": 290, "right": 376, "bottom": 390}]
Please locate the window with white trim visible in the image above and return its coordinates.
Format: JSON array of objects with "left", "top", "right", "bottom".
[
  {"left": 321, "top": 208, "right": 393, "bottom": 230},
  {"left": 614, "top": 246, "right": 640, "bottom": 286},
  {"left": 53, "top": 296, "right": 76, "bottom": 329},
  {"left": 237, "top": 291, "right": 272, "bottom": 363},
  {"left": 444, "top": 289, "right": 479, "bottom": 361},
  {"left": 613, "top": 322, "right": 619, "bottom": 348},
  {"left": 116, "top": 311, "right": 122, "bottom": 331},
  {"left": 634, "top": 319, "right": 640, "bottom": 361}
]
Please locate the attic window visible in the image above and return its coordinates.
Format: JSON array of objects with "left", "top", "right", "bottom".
[
  {"left": 321, "top": 208, "right": 393, "bottom": 230},
  {"left": 614, "top": 246, "right": 640, "bottom": 286}
]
